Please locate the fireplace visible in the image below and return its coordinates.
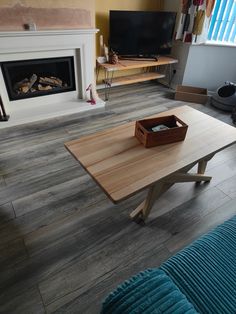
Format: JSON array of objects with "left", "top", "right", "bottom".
[
  {"left": 1, "top": 57, "right": 76, "bottom": 101},
  {"left": 0, "top": 29, "right": 104, "bottom": 128}
]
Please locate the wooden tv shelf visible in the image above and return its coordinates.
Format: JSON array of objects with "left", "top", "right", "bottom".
[
  {"left": 108, "top": 72, "right": 165, "bottom": 87},
  {"left": 97, "top": 56, "right": 178, "bottom": 100}
]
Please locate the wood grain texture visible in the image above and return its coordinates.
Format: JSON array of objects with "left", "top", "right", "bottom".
[
  {"left": 106, "top": 72, "right": 165, "bottom": 86},
  {"left": 99, "top": 57, "right": 178, "bottom": 72},
  {"left": 0, "top": 286, "right": 45, "bottom": 314},
  {"left": 98, "top": 56, "right": 178, "bottom": 87},
  {"left": 65, "top": 106, "right": 236, "bottom": 203},
  {"left": 0, "top": 202, "right": 15, "bottom": 225},
  {"left": 0, "top": 82, "right": 235, "bottom": 313}
]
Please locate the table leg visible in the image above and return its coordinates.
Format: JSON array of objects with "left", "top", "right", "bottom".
[
  {"left": 130, "top": 182, "right": 173, "bottom": 222},
  {"left": 130, "top": 157, "right": 215, "bottom": 223},
  {"left": 197, "top": 154, "right": 215, "bottom": 175}
]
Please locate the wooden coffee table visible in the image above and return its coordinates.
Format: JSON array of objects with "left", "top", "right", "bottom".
[{"left": 65, "top": 106, "right": 236, "bottom": 222}]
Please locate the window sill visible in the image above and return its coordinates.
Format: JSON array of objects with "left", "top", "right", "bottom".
[
  {"left": 203, "top": 41, "right": 236, "bottom": 48},
  {"left": 175, "top": 40, "right": 236, "bottom": 49}
]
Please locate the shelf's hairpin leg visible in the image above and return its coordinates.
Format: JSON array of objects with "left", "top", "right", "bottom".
[
  {"left": 104, "top": 70, "right": 114, "bottom": 101},
  {"left": 168, "top": 63, "right": 173, "bottom": 88},
  {"left": 104, "top": 69, "right": 109, "bottom": 101},
  {"left": 96, "top": 63, "right": 100, "bottom": 82},
  {"left": 163, "top": 63, "right": 173, "bottom": 88}
]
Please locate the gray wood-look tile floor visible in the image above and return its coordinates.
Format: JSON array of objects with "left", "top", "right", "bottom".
[{"left": 0, "top": 82, "right": 235, "bottom": 313}]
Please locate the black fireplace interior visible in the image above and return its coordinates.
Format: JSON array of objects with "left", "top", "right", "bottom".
[{"left": 1, "top": 56, "right": 76, "bottom": 101}]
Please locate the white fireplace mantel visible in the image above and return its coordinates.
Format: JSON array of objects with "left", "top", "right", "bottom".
[{"left": 0, "top": 29, "right": 105, "bottom": 127}]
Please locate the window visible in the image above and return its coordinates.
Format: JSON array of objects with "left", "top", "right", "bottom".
[{"left": 208, "top": 0, "right": 236, "bottom": 44}]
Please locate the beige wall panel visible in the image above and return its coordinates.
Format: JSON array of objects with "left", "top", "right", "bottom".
[{"left": 0, "top": 0, "right": 95, "bottom": 30}]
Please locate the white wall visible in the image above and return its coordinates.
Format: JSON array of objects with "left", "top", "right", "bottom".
[
  {"left": 171, "top": 41, "right": 190, "bottom": 87},
  {"left": 183, "top": 45, "right": 236, "bottom": 91}
]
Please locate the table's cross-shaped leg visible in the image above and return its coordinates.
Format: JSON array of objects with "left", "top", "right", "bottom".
[
  {"left": 130, "top": 182, "right": 174, "bottom": 222},
  {"left": 130, "top": 154, "right": 215, "bottom": 223}
]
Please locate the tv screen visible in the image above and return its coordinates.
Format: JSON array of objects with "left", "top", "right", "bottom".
[{"left": 109, "top": 10, "right": 177, "bottom": 57}]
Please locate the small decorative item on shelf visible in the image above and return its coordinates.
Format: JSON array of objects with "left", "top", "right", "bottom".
[
  {"left": 104, "top": 44, "right": 109, "bottom": 62},
  {"left": 135, "top": 115, "right": 188, "bottom": 148},
  {"left": 97, "top": 56, "right": 107, "bottom": 64},
  {"left": 97, "top": 35, "right": 109, "bottom": 63},
  {"left": 108, "top": 50, "right": 119, "bottom": 64}
]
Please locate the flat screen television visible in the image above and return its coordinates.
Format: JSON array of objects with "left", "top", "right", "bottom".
[{"left": 109, "top": 10, "right": 177, "bottom": 57}]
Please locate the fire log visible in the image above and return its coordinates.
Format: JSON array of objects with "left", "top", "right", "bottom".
[
  {"left": 14, "top": 74, "right": 37, "bottom": 94},
  {"left": 39, "top": 76, "right": 63, "bottom": 87},
  {"left": 14, "top": 78, "right": 28, "bottom": 92},
  {"left": 38, "top": 84, "right": 53, "bottom": 91},
  {"left": 28, "top": 74, "right": 37, "bottom": 89}
]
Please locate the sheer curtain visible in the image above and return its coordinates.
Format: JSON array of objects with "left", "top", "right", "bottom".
[{"left": 176, "top": 0, "right": 215, "bottom": 44}]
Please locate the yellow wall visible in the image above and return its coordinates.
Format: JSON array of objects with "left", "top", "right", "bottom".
[
  {"left": 95, "top": 0, "right": 163, "bottom": 83},
  {"left": 96, "top": 0, "right": 163, "bottom": 55}
]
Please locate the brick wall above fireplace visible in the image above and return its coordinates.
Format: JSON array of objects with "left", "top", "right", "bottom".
[{"left": 0, "top": 1, "right": 95, "bottom": 31}]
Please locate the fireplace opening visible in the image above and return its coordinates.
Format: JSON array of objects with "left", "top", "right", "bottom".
[{"left": 1, "top": 56, "right": 76, "bottom": 101}]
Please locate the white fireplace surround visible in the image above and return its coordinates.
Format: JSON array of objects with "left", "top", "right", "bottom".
[{"left": 0, "top": 29, "right": 105, "bottom": 127}]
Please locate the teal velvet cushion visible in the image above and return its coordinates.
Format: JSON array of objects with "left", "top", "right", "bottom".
[
  {"left": 101, "top": 268, "right": 198, "bottom": 314},
  {"left": 101, "top": 215, "right": 236, "bottom": 314},
  {"left": 160, "top": 215, "right": 236, "bottom": 314}
]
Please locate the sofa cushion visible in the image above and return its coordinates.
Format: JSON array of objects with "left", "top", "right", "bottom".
[
  {"left": 101, "top": 215, "right": 236, "bottom": 313},
  {"left": 101, "top": 268, "right": 198, "bottom": 314},
  {"left": 160, "top": 215, "right": 236, "bottom": 314}
]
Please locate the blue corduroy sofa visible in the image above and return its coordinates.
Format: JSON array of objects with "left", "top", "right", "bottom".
[{"left": 101, "top": 215, "right": 236, "bottom": 314}]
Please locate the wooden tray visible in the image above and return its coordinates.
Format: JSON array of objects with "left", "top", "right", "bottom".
[{"left": 135, "top": 115, "right": 188, "bottom": 148}]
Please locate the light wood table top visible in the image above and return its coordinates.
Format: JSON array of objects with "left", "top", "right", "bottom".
[{"left": 65, "top": 106, "right": 236, "bottom": 203}]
